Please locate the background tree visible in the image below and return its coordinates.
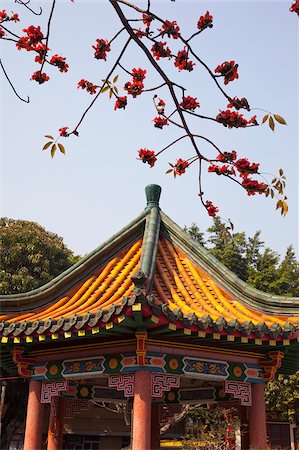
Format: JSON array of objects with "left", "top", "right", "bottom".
[
  {"left": 185, "top": 217, "right": 299, "bottom": 296},
  {"left": 0, "top": 218, "right": 77, "bottom": 450},
  {"left": 0, "top": 218, "right": 78, "bottom": 295}
]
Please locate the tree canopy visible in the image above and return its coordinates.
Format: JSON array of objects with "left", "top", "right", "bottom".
[
  {"left": 185, "top": 218, "right": 299, "bottom": 297},
  {"left": 0, "top": 217, "right": 77, "bottom": 295}
]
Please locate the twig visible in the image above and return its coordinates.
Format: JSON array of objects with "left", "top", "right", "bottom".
[
  {"left": 0, "top": 58, "right": 29, "bottom": 103},
  {"left": 39, "top": 0, "right": 56, "bottom": 74},
  {"left": 72, "top": 37, "right": 131, "bottom": 133},
  {"left": 15, "top": 0, "right": 42, "bottom": 15}
]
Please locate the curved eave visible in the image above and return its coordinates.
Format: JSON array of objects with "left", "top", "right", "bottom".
[
  {"left": 160, "top": 212, "right": 299, "bottom": 316},
  {"left": 0, "top": 209, "right": 149, "bottom": 312}
]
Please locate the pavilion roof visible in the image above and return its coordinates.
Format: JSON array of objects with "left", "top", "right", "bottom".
[{"left": 1, "top": 185, "right": 299, "bottom": 344}]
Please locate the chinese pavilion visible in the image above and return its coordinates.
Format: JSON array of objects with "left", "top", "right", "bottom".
[{"left": 1, "top": 185, "right": 299, "bottom": 450}]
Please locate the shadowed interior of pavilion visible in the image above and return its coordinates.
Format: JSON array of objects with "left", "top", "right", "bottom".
[{"left": 1, "top": 184, "right": 299, "bottom": 450}]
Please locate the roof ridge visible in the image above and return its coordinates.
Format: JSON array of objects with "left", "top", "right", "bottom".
[{"left": 131, "top": 185, "right": 161, "bottom": 293}]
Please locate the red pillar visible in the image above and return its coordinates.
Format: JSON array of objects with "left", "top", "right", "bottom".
[
  {"left": 248, "top": 383, "right": 267, "bottom": 449},
  {"left": 151, "top": 403, "right": 160, "bottom": 450},
  {"left": 23, "top": 379, "right": 45, "bottom": 450},
  {"left": 47, "top": 396, "right": 65, "bottom": 450},
  {"left": 132, "top": 371, "right": 152, "bottom": 450}
]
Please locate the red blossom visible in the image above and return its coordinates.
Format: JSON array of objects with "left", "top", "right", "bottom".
[
  {"left": 138, "top": 148, "right": 157, "bottom": 167},
  {"left": 216, "top": 110, "right": 249, "bottom": 128},
  {"left": 217, "top": 151, "right": 237, "bottom": 163},
  {"left": 173, "top": 158, "right": 189, "bottom": 176},
  {"left": 290, "top": 0, "right": 299, "bottom": 14},
  {"left": 135, "top": 28, "right": 147, "bottom": 39},
  {"left": 59, "top": 127, "right": 69, "bottom": 137},
  {"left": 23, "top": 25, "right": 43, "bottom": 44},
  {"left": 50, "top": 54, "right": 69, "bottom": 73},
  {"left": 142, "top": 13, "right": 153, "bottom": 27},
  {"left": 180, "top": 96, "right": 200, "bottom": 110},
  {"left": 124, "top": 81, "right": 143, "bottom": 98},
  {"left": 10, "top": 12, "right": 19, "bottom": 22},
  {"left": 153, "top": 116, "right": 168, "bottom": 129},
  {"left": 205, "top": 200, "right": 219, "bottom": 217},
  {"left": 227, "top": 97, "right": 250, "bottom": 111},
  {"left": 31, "top": 71, "right": 49, "bottom": 84},
  {"left": 0, "top": 10, "right": 19, "bottom": 22},
  {"left": 93, "top": 38, "right": 110, "bottom": 60},
  {"left": 114, "top": 96, "right": 127, "bottom": 110},
  {"left": 197, "top": 11, "right": 213, "bottom": 30},
  {"left": 132, "top": 68, "right": 146, "bottom": 82},
  {"left": 151, "top": 41, "right": 171, "bottom": 60},
  {"left": 159, "top": 20, "right": 180, "bottom": 39},
  {"left": 241, "top": 178, "right": 267, "bottom": 196},
  {"left": 235, "top": 158, "right": 259, "bottom": 177},
  {"left": 34, "top": 43, "right": 48, "bottom": 63},
  {"left": 156, "top": 98, "right": 165, "bottom": 114},
  {"left": 174, "top": 48, "right": 195, "bottom": 72},
  {"left": 77, "top": 79, "right": 97, "bottom": 94},
  {"left": 208, "top": 164, "right": 235, "bottom": 176},
  {"left": 0, "top": 10, "right": 7, "bottom": 21},
  {"left": 0, "top": 27, "right": 5, "bottom": 38},
  {"left": 215, "top": 61, "right": 239, "bottom": 85},
  {"left": 248, "top": 115, "right": 258, "bottom": 125}
]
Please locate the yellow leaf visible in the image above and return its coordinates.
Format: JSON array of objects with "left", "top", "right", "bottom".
[
  {"left": 269, "top": 116, "right": 275, "bottom": 131},
  {"left": 45, "top": 135, "right": 54, "bottom": 139},
  {"left": 43, "top": 142, "right": 52, "bottom": 151},
  {"left": 165, "top": 169, "right": 173, "bottom": 174},
  {"left": 58, "top": 143, "right": 65, "bottom": 154},
  {"left": 50, "top": 143, "right": 57, "bottom": 158},
  {"left": 113, "top": 75, "right": 119, "bottom": 83},
  {"left": 262, "top": 114, "right": 269, "bottom": 124},
  {"left": 102, "top": 86, "right": 109, "bottom": 93},
  {"left": 274, "top": 114, "right": 287, "bottom": 125}
]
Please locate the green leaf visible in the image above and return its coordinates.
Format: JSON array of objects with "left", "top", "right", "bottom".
[
  {"left": 113, "top": 75, "right": 119, "bottom": 83},
  {"left": 269, "top": 116, "right": 275, "bottom": 131},
  {"left": 43, "top": 142, "right": 52, "bottom": 151},
  {"left": 274, "top": 114, "right": 287, "bottom": 125},
  {"left": 262, "top": 114, "right": 269, "bottom": 124},
  {"left": 58, "top": 143, "right": 65, "bottom": 154},
  {"left": 50, "top": 143, "right": 57, "bottom": 158},
  {"left": 45, "top": 135, "right": 54, "bottom": 139}
]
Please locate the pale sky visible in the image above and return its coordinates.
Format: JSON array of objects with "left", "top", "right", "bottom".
[{"left": 0, "top": 0, "right": 298, "bottom": 258}]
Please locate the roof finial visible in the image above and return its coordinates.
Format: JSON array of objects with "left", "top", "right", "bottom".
[{"left": 145, "top": 184, "right": 161, "bottom": 207}]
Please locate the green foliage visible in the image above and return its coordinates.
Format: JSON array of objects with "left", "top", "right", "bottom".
[
  {"left": 265, "top": 371, "right": 299, "bottom": 421},
  {"left": 186, "top": 216, "right": 299, "bottom": 297},
  {"left": 182, "top": 406, "right": 237, "bottom": 450},
  {"left": 0, "top": 218, "right": 79, "bottom": 294},
  {"left": 184, "top": 223, "right": 206, "bottom": 247}
]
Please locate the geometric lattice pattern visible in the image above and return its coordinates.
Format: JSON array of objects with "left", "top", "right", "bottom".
[
  {"left": 108, "top": 373, "right": 135, "bottom": 397},
  {"left": 41, "top": 379, "right": 69, "bottom": 403},
  {"left": 64, "top": 398, "right": 89, "bottom": 419},
  {"left": 224, "top": 380, "right": 252, "bottom": 406},
  {"left": 151, "top": 373, "right": 180, "bottom": 398}
]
